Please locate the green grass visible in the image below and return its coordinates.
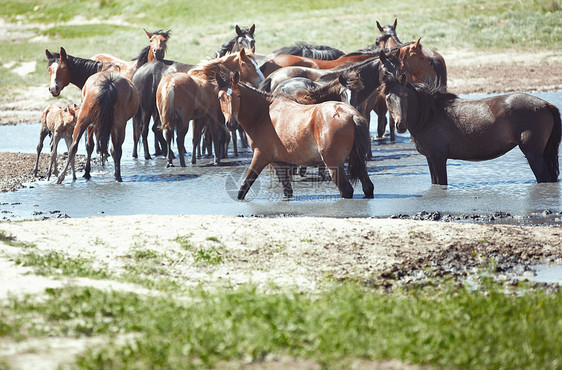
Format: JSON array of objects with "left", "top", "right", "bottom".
[
  {"left": 2, "top": 0, "right": 561, "bottom": 92},
  {"left": 1, "top": 280, "right": 560, "bottom": 369},
  {"left": 13, "top": 249, "right": 108, "bottom": 278}
]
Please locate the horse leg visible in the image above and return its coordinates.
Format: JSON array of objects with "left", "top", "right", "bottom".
[
  {"left": 192, "top": 119, "right": 205, "bottom": 164},
  {"left": 140, "top": 110, "right": 152, "bottom": 160},
  {"left": 176, "top": 122, "right": 188, "bottom": 168},
  {"left": 164, "top": 125, "right": 175, "bottom": 167},
  {"left": 110, "top": 129, "right": 125, "bottom": 182},
  {"left": 389, "top": 115, "right": 396, "bottom": 142},
  {"left": 375, "top": 94, "right": 387, "bottom": 139},
  {"left": 327, "top": 164, "right": 354, "bottom": 199},
  {"left": 57, "top": 122, "right": 88, "bottom": 184},
  {"left": 359, "top": 167, "right": 374, "bottom": 198},
  {"left": 238, "top": 157, "right": 268, "bottom": 200},
  {"left": 521, "top": 148, "right": 551, "bottom": 183},
  {"left": 33, "top": 127, "right": 50, "bottom": 176},
  {"left": 232, "top": 128, "right": 238, "bottom": 157},
  {"left": 65, "top": 137, "right": 76, "bottom": 181},
  {"left": 83, "top": 126, "right": 95, "bottom": 179},
  {"left": 426, "top": 156, "right": 448, "bottom": 185},
  {"left": 208, "top": 114, "right": 221, "bottom": 165},
  {"left": 132, "top": 113, "right": 140, "bottom": 159},
  {"left": 273, "top": 162, "right": 293, "bottom": 199},
  {"left": 47, "top": 134, "right": 60, "bottom": 181},
  {"left": 153, "top": 112, "right": 168, "bottom": 157}
]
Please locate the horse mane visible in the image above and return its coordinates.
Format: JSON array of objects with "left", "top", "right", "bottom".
[
  {"left": 408, "top": 82, "right": 458, "bottom": 129},
  {"left": 190, "top": 52, "right": 244, "bottom": 81},
  {"left": 294, "top": 78, "right": 342, "bottom": 104},
  {"left": 271, "top": 42, "right": 345, "bottom": 60},
  {"left": 47, "top": 52, "right": 102, "bottom": 88}
]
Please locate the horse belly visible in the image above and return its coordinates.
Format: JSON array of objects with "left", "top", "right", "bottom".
[{"left": 271, "top": 117, "right": 322, "bottom": 165}]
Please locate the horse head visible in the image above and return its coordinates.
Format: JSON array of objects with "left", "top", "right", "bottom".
[
  {"left": 45, "top": 47, "right": 70, "bottom": 97},
  {"left": 382, "top": 73, "right": 411, "bottom": 134},
  {"left": 235, "top": 48, "right": 265, "bottom": 88},
  {"left": 235, "top": 24, "right": 256, "bottom": 53},
  {"left": 376, "top": 19, "right": 401, "bottom": 49},
  {"left": 399, "top": 39, "right": 437, "bottom": 84},
  {"left": 215, "top": 69, "right": 241, "bottom": 131},
  {"left": 144, "top": 28, "right": 170, "bottom": 61}
]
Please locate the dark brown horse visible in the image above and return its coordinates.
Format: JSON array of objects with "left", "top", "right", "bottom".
[
  {"left": 57, "top": 72, "right": 139, "bottom": 183},
  {"left": 214, "top": 70, "right": 374, "bottom": 199},
  {"left": 156, "top": 49, "right": 264, "bottom": 167},
  {"left": 46, "top": 47, "right": 103, "bottom": 96},
  {"left": 382, "top": 74, "right": 561, "bottom": 185}
]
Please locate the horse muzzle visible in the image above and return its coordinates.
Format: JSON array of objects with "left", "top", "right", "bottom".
[
  {"left": 49, "top": 85, "right": 61, "bottom": 97},
  {"left": 153, "top": 49, "right": 165, "bottom": 61},
  {"left": 226, "top": 118, "right": 239, "bottom": 131},
  {"left": 395, "top": 120, "right": 408, "bottom": 134}
]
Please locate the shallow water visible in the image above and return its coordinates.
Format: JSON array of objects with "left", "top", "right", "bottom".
[{"left": 0, "top": 91, "right": 561, "bottom": 225}]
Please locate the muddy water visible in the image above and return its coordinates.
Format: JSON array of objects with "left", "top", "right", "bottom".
[{"left": 0, "top": 91, "right": 561, "bottom": 224}]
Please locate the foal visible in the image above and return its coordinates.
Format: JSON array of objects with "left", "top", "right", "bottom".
[{"left": 33, "top": 103, "right": 80, "bottom": 180}]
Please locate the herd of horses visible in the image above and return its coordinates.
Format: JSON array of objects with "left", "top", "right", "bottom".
[{"left": 38, "top": 19, "right": 561, "bottom": 199}]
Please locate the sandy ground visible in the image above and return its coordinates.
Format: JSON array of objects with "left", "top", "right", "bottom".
[{"left": 0, "top": 47, "right": 561, "bottom": 368}]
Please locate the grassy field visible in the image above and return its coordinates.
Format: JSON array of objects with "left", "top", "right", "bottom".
[{"left": 1, "top": 0, "right": 561, "bottom": 92}]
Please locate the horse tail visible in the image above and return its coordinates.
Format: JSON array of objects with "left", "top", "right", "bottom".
[
  {"left": 93, "top": 74, "right": 119, "bottom": 161},
  {"left": 347, "top": 114, "right": 370, "bottom": 184},
  {"left": 545, "top": 103, "right": 561, "bottom": 181}
]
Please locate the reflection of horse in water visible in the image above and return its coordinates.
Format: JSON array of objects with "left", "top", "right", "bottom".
[{"left": 382, "top": 73, "right": 561, "bottom": 185}]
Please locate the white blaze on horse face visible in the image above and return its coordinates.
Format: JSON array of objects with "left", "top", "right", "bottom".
[
  {"left": 250, "top": 57, "right": 265, "bottom": 86},
  {"left": 49, "top": 62, "right": 61, "bottom": 96}
]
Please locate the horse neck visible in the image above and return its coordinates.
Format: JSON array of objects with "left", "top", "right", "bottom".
[
  {"left": 237, "top": 85, "right": 271, "bottom": 133},
  {"left": 68, "top": 56, "right": 102, "bottom": 89},
  {"left": 405, "top": 86, "right": 427, "bottom": 135}
]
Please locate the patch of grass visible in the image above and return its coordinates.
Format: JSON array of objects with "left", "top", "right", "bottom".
[
  {"left": 13, "top": 250, "right": 108, "bottom": 278},
  {"left": 127, "top": 248, "right": 160, "bottom": 261},
  {"left": 174, "top": 235, "right": 194, "bottom": 251},
  {"left": 194, "top": 247, "right": 223, "bottom": 266},
  {"left": 1, "top": 279, "right": 560, "bottom": 369},
  {"left": 0, "top": 231, "right": 36, "bottom": 249},
  {"left": 41, "top": 24, "right": 132, "bottom": 39}
]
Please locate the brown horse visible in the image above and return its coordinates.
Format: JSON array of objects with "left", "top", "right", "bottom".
[
  {"left": 260, "top": 52, "right": 376, "bottom": 77},
  {"left": 33, "top": 103, "right": 80, "bottom": 180},
  {"left": 57, "top": 72, "right": 139, "bottom": 183},
  {"left": 382, "top": 73, "right": 561, "bottom": 185},
  {"left": 91, "top": 29, "right": 170, "bottom": 79},
  {"left": 156, "top": 49, "right": 264, "bottom": 167},
  {"left": 215, "top": 70, "right": 374, "bottom": 199}
]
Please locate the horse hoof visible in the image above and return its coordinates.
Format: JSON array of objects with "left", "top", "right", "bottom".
[
  {"left": 166, "top": 163, "right": 174, "bottom": 168},
  {"left": 145, "top": 155, "right": 152, "bottom": 160}
]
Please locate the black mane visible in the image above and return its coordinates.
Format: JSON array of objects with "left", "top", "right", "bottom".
[
  {"left": 214, "top": 26, "right": 254, "bottom": 58},
  {"left": 271, "top": 42, "right": 345, "bottom": 60},
  {"left": 408, "top": 81, "right": 458, "bottom": 128},
  {"left": 48, "top": 52, "right": 102, "bottom": 89}
]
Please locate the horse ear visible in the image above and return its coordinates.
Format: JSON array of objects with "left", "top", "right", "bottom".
[
  {"left": 393, "top": 18, "right": 398, "bottom": 30},
  {"left": 235, "top": 25, "right": 242, "bottom": 36},
  {"left": 249, "top": 24, "right": 255, "bottom": 36},
  {"left": 239, "top": 47, "right": 246, "bottom": 58},
  {"left": 414, "top": 38, "right": 422, "bottom": 49},
  {"left": 376, "top": 21, "right": 384, "bottom": 33},
  {"left": 60, "top": 47, "right": 68, "bottom": 62},
  {"left": 144, "top": 28, "right": 154, "bottom": 38},
  {"left": 338, "top": 74, "right": 348, "bottom": 87},
  {"left": 45, "top": 49, "right": 54, "bottom": 60},
  {"left": 232, "top": 71, "right": 240, "bottom": 85},
  {"left": 215, "top": 72, "right": 226, "bottom": 89},
  {"left": 379, "top": 50, "right": 387, "bottom": 62},
  {"left": 399, "top": 73, "right": 408, "bottom": 85}
]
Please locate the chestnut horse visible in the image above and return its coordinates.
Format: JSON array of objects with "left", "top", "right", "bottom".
[
  {"left": 91, "top": 29, "right": 170, "bottom": 80},
  {"left": 57, "top": 72, "right": 139, "bottom": 183},
  {"left": 215, "top": 70, "right": 374, "bottom": 200},
  {"left": 260, "top": 52, "right": 376, "bottom": 77},
  {"left": 382, "top": 74, "right": 561, "bottom": 185},
  {"left": 156, "top": 49, "right": 264, "bottom": 167},
  {"left": 33, "top": 103, "right": 80, "bottom": 180}
]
